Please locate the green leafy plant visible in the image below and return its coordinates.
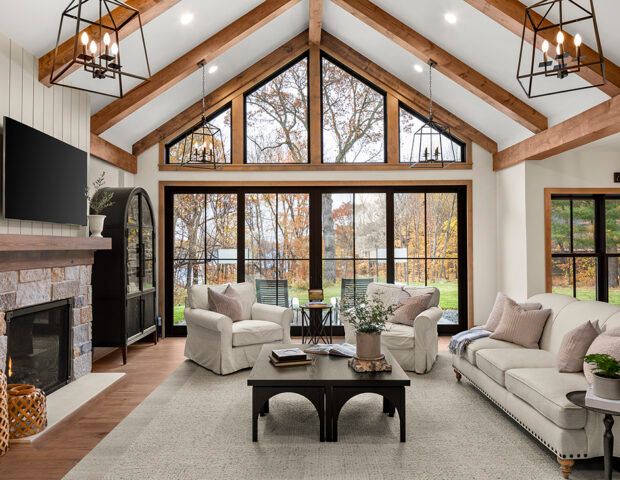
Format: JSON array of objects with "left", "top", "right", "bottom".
[
  {"left": 345, "top": 294, "right": 395, "bottom": 334},
  {"left": 85, "top": 172, "right": 114, "bottom": 214},
  {"left": 584, "top": 354, "right": 620, "bottom": 379}
]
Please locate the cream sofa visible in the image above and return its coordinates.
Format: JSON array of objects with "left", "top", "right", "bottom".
[
  {"left": 452, "top": 293, "right": 620, "bottom": 478},
  {"left": 184, "top": 282, "right": 293, "bottom": 375},
  {"left": 342, "top": 282, "right": 443, "bottom": 374}
]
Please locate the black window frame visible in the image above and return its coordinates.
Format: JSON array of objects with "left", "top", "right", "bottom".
[{"left": 165, "top": 185, "right": 468, "bottom": 337}]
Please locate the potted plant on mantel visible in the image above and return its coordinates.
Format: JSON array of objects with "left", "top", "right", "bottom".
[
  {"left": 85, "top": 173, "right": 114, "bottom": 238},
  {"left": 584, "top": 353, "right": 620, "bottom": 400},
  {"left": 345, "top": 295, "right": 395, "bottom": 361}
]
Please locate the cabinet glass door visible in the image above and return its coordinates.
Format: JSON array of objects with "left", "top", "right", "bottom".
[
  {"left": 127, "top": 226, "right": 140, "bottom": 295},
  {"left": 140, "top": 194, "right": 155, "bottom": 291}
]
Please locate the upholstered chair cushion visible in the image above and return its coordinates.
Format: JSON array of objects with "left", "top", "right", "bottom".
[
  {"left": 483, "top": 292, "right": 542, "bottom": 332},
  {"left": 556, "top": 320, "right": 600, "bottom": 373},
  {"left": 490, "top": 298, "right": 551, "bottom": 348},
  {"left": 390, "top": 293, "right": 432, "bottom": 326},
  {"left": 583, "top": 326, "right": 620, "bottom": 383},
  {"left": 208, "top": 286, "right": 243, "bottom": 322}
]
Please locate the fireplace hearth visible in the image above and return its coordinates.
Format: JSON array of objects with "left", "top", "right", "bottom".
[{"left": 6, "top": 299, "right": 72, "bottom": 395}]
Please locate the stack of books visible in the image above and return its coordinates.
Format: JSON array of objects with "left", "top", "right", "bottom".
[{"left": 269, "top": 348, "right": 312, "bottom": 367}]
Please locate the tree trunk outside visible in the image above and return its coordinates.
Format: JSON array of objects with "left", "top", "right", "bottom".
[{"left": 322, "top": 194, "right": 336, "bottom": 284}]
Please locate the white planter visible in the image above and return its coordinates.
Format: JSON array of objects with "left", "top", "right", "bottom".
[
  {"left": 88, "top": 214, "right": 106, "bottom": 238},
  {"left": 592, "top": 373, "right": 620, "bottom": 400}
]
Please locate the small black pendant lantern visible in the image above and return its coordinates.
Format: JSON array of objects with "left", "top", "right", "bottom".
[
  {"left": 517, "top": 0, "right": 606, "bottom": 98},
  {"left": 50, "top": 0, "right": 151, "bottom": 97}
]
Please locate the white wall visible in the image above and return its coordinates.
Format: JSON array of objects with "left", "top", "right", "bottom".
[
  {"left": 136, "top": 143, "right": 498, "bottom": 326},
  {"left": 0, "top": 32, "right": 90, "bottom": 236},
  {"left": 89, "top": 156, "right": 135, "bottom": 189}
]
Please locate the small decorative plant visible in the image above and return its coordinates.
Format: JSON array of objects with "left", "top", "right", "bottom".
[
  {"left": 85, "top": 172, "right": 114, "bottom": 214},
  {"left": 345, "top": 294, "right": 395, "bottom": 335},
  {"left": 584, "top": 354, "right": 620, "bottom": 379}
]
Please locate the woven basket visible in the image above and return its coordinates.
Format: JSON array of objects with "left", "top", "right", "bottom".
[
  {"left": 0, "top": 373, "right": 8, "bottom": 455},
  {"left": 7, "top": 384, "right": 47, "bottom": 439}
]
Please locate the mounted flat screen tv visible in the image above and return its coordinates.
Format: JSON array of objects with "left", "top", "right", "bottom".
[{"left": 3, "top": 116, "right": 87, "bottom": 225}]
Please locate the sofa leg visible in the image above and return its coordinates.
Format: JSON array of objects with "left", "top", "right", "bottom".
[
  {"left": 557, "top": 457, "right": 574, "bottom": 479},
  {"left": 454, "top": 368, "right": 462, "bottom": 382}
]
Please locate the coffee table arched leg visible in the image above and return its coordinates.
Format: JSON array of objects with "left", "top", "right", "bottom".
[
  {"left": 331, "top": 387, "right": 406, "bottom": 442},
  {"left": 252, "top": 386, "right": 325, "bottom": 442}
]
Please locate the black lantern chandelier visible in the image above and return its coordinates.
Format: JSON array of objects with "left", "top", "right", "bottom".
[
  {"left": 408, "top": 60, "right": 458, "bottom": 168},
  {"left": 517, "top": 0, "right": 605, "bottom": 98},
  {"left": 178, "top": 61, "right": 227, "bottom": 169},
  {"left": 50, "top": 0, "right": 151, "bottom": 97}
]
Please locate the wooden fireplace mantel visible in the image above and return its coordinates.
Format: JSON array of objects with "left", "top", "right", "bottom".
[{"left": 0, "top": 234, "right": 112, "bottom": 252}]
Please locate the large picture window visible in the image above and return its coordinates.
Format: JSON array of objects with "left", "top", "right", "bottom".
[
  {"left": 166, "top": 186, "right": 468, "bottom": 335},
  {"left": 549, "top": 194, "right": 620, "bottom": 303}
]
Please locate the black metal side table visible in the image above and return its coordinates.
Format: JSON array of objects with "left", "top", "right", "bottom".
[
  {"left": 300, "top": 304, "right": 333, "bottom": 344},
  {"left": 566, "top": 390, "right": 620, "bottom": 480}
]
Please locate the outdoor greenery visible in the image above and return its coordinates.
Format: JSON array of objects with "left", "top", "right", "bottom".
[{"left": 584, "top": 354, "right": 620, "bottom": 379}]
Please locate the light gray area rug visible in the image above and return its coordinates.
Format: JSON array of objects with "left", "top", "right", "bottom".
[{"left": 64, "top": 353, "right": 615, "bottom": 480}]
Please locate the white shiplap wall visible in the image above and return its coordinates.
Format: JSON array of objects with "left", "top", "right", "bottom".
[{"left": 0, "top": 32, "right": 90, "bottom": 237}]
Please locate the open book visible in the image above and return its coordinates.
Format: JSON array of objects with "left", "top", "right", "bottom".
[{"left": 304, "top": 343, "right": 356, "bottom": 358}]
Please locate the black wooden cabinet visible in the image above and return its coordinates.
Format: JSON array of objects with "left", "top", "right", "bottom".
[{"left": 92, "top": 187, "right": 157, "bottom": 364}]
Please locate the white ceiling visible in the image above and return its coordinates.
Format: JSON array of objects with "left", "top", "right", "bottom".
[{"left": 0, "top": 0, "right": 618, "bottom": 153}]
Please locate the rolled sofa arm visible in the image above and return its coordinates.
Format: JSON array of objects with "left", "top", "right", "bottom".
[
  {"left": 412, "top": 306, "right": 443, "bottom": 374},
  {"left": 184, "top": 307, "right": 233, "bottom": 334},
  {"left": 251, "top": 303, "right": 293, "bottom": 343}
]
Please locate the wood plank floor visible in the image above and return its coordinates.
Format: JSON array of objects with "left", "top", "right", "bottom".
[{"left": 0, "top": 336, "right": 452, "bottom": 480}]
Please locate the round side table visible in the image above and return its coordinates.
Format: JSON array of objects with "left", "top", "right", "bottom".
[
  {"left": 300, "top": 304, "right": 333, "bottom": 344},
  {"left": 566, "top": 390, "right": 620, "bottom": 480}
]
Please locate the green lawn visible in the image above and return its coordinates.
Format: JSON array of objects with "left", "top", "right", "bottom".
[
  {"left": 173, "top": 281, "right": 459, "bottom": 325},
  {"left": 552, "top": 286, "right": 620, "bottom": 304}
]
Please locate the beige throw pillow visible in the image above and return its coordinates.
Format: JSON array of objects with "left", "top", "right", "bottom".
[
  {"left": 583, "top": 327, "right": 620, "bottom": 383},
  {"left": 556, "top": 321, "right": 600, "bottom": 373},
  {"left": 390, "top": 294, "right": 432, "bottom": 327},
  {"left": 483, "top": 292, "right": 542, "bottom": 332},
  {"left": 490, "top": 299, "right": 551, "bottom": 348},
  {"left": 208, "top": 286, "right": 243, "bottom": 322}
]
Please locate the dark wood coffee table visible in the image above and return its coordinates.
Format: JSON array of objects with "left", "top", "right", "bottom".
[{"left": 247, "top": 344, "right": 410, "bottom": 442}]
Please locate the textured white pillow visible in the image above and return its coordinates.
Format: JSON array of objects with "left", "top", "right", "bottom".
[{"left": 584, "top": 327, "right": 620, "bottom": 383}]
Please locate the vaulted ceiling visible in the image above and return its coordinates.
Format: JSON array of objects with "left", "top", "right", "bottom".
[{"left": 0, "top": 0, "right": 619, "bottom": 155}]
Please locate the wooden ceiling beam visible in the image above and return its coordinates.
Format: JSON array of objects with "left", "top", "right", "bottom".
[
  {"left": 309, "top": 0, "right": 323, "bottom": 45},
  {"left": 132, "top": 31, "right": 310, "bottom": 156},
  {"left": 331, "top": 0, "right": 548, "bottom": 133},
  {"left": 464, "top": 0, "right": 620, "bottom": 98},
  {"left": 321, "top": 31, "right": 498, "bottom": 153},
  {"left": 91, "top": 133, "right": 138, "bottom": 174},
  {"left": 91, "top": 0, "right": 301, "bottom": 135},
  {"left": 493, "top": 95, "right": 620, "bottom": 170},
  {"left": 39, "top": 0, "right": 181, "bottom": 86}
]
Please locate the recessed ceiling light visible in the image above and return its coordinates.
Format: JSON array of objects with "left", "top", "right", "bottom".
[
  {"left": 444, "top": 12, "right": 457, "bottom": 24},
  {"left": 208, "top": 65, "right": 218, "bottom": 74},
  {"left": 180, "top": 12, "right": 194, "bottom": 25},
  {"left": 413, "top": 64, "right": 424, "bottom": 73}
]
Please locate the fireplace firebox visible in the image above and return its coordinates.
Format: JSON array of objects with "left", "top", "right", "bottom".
[{"left": 5, "top": 299, "right": 72, "bottom": 394}]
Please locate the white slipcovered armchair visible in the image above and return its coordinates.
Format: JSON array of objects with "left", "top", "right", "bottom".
[
  {"left": 184, "top": 282, "right": 292, "bottom": 375},
  {"left": 342, "top": 282, "right": 443, "bottom": 374}
]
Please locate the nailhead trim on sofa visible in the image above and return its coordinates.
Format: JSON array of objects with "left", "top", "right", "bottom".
[{"left": 455, "top": 367, "right": 588, "bottom": 459}]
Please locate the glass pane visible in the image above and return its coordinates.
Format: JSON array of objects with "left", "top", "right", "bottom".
[
  {"left": 174, "top": 194, "right": 206, "bottom": 260},
  {"left": 127, "top": 226, "right": 140, "bottom": 295},
  {"left": 428, "top": 259, "right": 459, "bottom": 325},
  {"left": 355, "top": 193, "right": 386, "bottom": 258},
  {"left": 205, "top": 262, "right": 236, "bottom": 286},
  {"left": 143, "top": 259, "right": 154, "bottom": 290},
  {"left": 394, "top": 193, "right": 425, "bottom": 258},
  {"left": 245, "top": 194, "right": 277, "bottom": 260},
  {"left": 609, "top": 257, "right": 620, "bottom": 305},
  {"left": 142, "top": 228, "right": 153, "bottom": 260},
  {"left": 322, "top": 259, "right": 354, "bottom": 307},
  {"left": 278, "top": 193, "right": 310, "bottom": 259},
  {"left": 167, "top": 107, "right": 231, "bottom": 164},
  {"left": 606, "top": 199, "right": 620, "bottom": 254},
  {"left": 399, "top": 107, "right": 462, "bottom": 163},
  {"left": 354, "top": 260, "right": 386, "bottom": 283},
  {"left": 575, "top": 257, "right": 597, "bottom": 301},
  {"left": 551, "top": 199, "right": 571, "bottom": 253},
  {"left": 246, "top": 58, "right": 308, "bottom": 164},
  {"left": 426, "top": 193, "right": 459, "bottom": 259},
  {"left": 573, "top": 199, "right": 595, "bottom": 252},
  {"left": 205, "top": 194, "right": 237, "bottom": 260},
  {"left": 322, "top": 57, "right": 385, "bottom": 163},
  {"left": 127, "top": 194, "right": 139, "bottom": 226},
  {"left": 245, "top": 260, "right": 277, "bottom": 282},
  {"left": 173, "top": 261, "right": 204, "bottom": 326},
  {"left": 551, "top": 257, "right": 573, "bottom": 297},
  {"left": 279, "top": 259, "right": 310, "bottom": 306},
  {"left": 141, "top": 195, "right": 153, "bottom": 228},
  {"left": 394, "top": 259, "right": 425, "bottom": 286},
  {"left": 322, "top": 193, "right": 354, "bottom": 259}
]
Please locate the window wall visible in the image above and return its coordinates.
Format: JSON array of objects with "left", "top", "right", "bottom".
[
  {"left": 550, "top": 194, "right": 620, "bottom": 303},
  {"left": 166, "top": 186, "right": 468, "bottom": 335}
]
